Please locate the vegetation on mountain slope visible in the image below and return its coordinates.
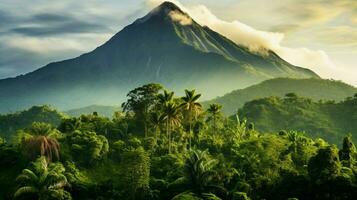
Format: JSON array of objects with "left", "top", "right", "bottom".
[
  {"left": 238, "top": 93, "right": 357, "bottom": 144},
  {"left": 65, "top": 105, "right": 121, "bottom": 118},
  {"left": 0, "top": 105, "right": 65, "bottom": 139},
  {"left": 205, "top": 78, "right": 357, "bottom": 115}
]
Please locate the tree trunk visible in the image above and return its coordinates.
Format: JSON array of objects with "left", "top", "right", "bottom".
[{"left": 166, "top": 118, "right": 170, "bottom": 154}]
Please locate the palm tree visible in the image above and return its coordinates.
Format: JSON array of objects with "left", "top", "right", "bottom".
[
  {"left": 162, "top": 101, "right": 182, "bottom": 154},
  {"left": 14, "top": 157, "right": 71, "bottom": 200},
  {"left": 157, "top": 90, "right": 174, "bottom": 105},
  {"left": 287, "top": 131, "right": 303, "bottom": 154},
  {"left": 150, "top": 112, "right": 164, "bottom": 141},
  {"left": 22, "top": 136, "right": 60, "bottom": 163},
  {"left": 206, "top": 104, "right": 222, "bottom": 135},
  {"left": 28, "top": 122, "right": 54, "bottom": 136},
  {"left": 181, "top": 90, "right": 202, "bottom": 149},
  {"left": 181, "top": 150, "right": 225, "bottom": 197}
]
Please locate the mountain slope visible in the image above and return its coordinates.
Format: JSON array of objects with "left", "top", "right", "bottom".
[
  {"left": 0, "top": 105, "right": 65, "bottom": 139},
  {"left": 237, "top": 95, "right": 357, "bottom": 144},
  {"left": 65, "top": 105, "right": 120, "bottom": 118},
  {"left": 0, "top": 2, "right": 318, "bottom": 113},
  {"left": 205, "top": 78, "right": 357, "bottom": 114}
]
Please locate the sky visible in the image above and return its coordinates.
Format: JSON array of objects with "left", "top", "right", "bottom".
[{"left": 0, "top": 0, "right": 356, "bottom": 86}]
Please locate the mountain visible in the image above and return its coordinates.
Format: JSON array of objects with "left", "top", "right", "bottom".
[
  {"left": 237, "top": 94, "right": 357, "bottom": 144},
  {"left": 65, "top": 105, "right": 120, "bottom": 118},
  {"left": 0, "top": 2, "right": 318, "bottom": 113},
  {"left": 0, "top": 105, "right": 65, "bottom": 139},
  {"left": 205, "top": 78, "right": 357, "bottom": 114}
]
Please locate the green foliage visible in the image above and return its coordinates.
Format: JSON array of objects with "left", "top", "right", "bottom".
[
  {"left": 238, "top": 94, "right": 357, "bottom": 144},
  {"left": 14, "top": 157, "right": 71, "bottom": 200},
  {"left": 0, "top": 105, "right": 65, "bottom": 139},
  {"left": 118, "top": 147, "right": 150, "bottom": 200},
  {"left": 308, "top": 146, "right": 341, "bottom": 183},
  {"left": 205, "top": 78, "right": 357, "bottom": 115},
  {"left": 1, "top": 84, "right": 357, "bottom": 200},
  {"left": 65, "top": 130, "right": 109, "bottom": 165},
  {"left": 182, "top": 150, "right": 220, "bottom": 195},
  {"left": 122, "top": 83, "right": 163, "bottom": 137}
]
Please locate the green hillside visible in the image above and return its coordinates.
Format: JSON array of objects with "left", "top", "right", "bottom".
[
  {"left": 0, "top": 105, "right": 65, "bottom": 139},
  {"left": 205, "top": 78, "right": 357, "bottom": 115},
  {"left": 238, "top": 93, "right": 357, "bottom": 144},
  {"left": 66, "top": 105, "right": 121, "bottom": 118}
]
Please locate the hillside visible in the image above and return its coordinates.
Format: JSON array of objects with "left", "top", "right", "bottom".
[
  {"left": 205, "top": 78, "right": 357, "bottom": 115},
  {"left": 0, "top": 105, "right": 65, "bottom": 139},
  {"left": 65, "top": 105, "right": 121, "bottom": 118},
  {"left": 238, "top": 94, "right": 357, "bottom": 144},
  {"left": 0, "top": 2, "right": 317, "bottom": 113}
]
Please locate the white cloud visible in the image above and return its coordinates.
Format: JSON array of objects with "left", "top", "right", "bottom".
[
  {"left": 2, "top": 33, "right": 112, "bottom": 54},
  {"left": 168, "top": 10, "right": 192, "bottom": 25},
  {"left": 146, "top": 0, "right": 338, "bottom": 79}
]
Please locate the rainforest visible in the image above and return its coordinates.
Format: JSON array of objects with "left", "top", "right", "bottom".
[
  {"left": 0, "top": 83, "right": 357, "bottom": 200},
  {"left": 1, "top": 0, "right": 357, "bottom": 200}
]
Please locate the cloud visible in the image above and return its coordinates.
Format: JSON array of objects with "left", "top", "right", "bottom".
[
  {"left": 168, "top": 10, "right": 192, "bottom": 25},
  {"left": 145, "top": 0, "right": 337, "bottom": 79},
  {"left": 10, "top": 13, "right": 111, "bottom": 36}
]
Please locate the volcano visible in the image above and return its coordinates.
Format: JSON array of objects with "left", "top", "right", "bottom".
[{"left": 0, "top": 1, "right": 318, "bottom": 112}]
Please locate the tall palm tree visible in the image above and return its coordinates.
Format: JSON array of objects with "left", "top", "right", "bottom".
[
  {"left": 14, "top": 157, "right": 71, "bottom": 200},
  {"left": 150, "top": 112, "right": 164, "bottom": 141},
  {"left": 206, "top": 104, "right": 222, "bottom": 135},
  {"left": 181, "top": 90, "right": 202, "bottom": 149},
  {"left": 157, "top": 90, "right": 174, "bottom": 105},
  {"left": 162, "top": 102, "right": 182, "bottom": 154}
]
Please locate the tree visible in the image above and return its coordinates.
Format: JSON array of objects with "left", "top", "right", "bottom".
[
  {"left": 162, "top": 101, "right": 182, "bottom": 154},
  {"left": 183, "top": 150, "right": 221, "bottom": 196},
  {"left": 20, "top": 122, "right": 61, "bottom": 163},
  {"left": 122, "top": 83, "right": 163, "bottom": 137},
  {"left": 285, "top": 93, "right": 298, "bottom": 99},
  {"left": 58, "top": 118, "right": 81, "bottom": 133},
  {"left": 27, "top": 122, "right": 53, "bottom": 136},
  {"left": 66, "top": 130, "right": 109, "bottom": 165},
  {"left": 339, "top": 135, "right": 357, "bottom": 167},
  {"left": 150, "top": 112, "right": 164, "bottom": 141},
  {"left": 119, "top": 148, "right": 150, "bottom": 200},
  {"left": 206, "top": 104, "right": 222, "bottom": 136},
  {"left": 181, "top": 89, "right": 202, "bottom": 149},
  {"left": 308, "top": 146, "right": 340, "bottom": 183},
  {"left": 287, "top": 131, "right": 303, "bottom": 154},
  {"left": 22, "top": 136, "right": 60, "bottom": 163},
  {"left": 157, "top": 90, "right": 174, "bottom": 105},
  {"left": 14, "top": 157, "right": 71, "bottom": 200}
]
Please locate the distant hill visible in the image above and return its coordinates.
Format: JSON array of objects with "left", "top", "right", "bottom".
[
  {"left": 0, "top": 2, "right": 317, "bottom": 113},
  {"left": 237, "top": 94, "right": 357, "bottom": 144},
  {"left": 205, "top": 78, "right": 357, "bottom": 115},
  {"left": 65, "top": 105, "right": 120, "bottom": 118},
  {"left": 0, "top": 105, "right": 65, "bottom": 139}
]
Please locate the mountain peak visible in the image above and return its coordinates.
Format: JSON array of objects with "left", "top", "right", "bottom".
[
  {"left": 136, "top": 1, "right": 191, "bottom": 25},
  {"left": 157, "top": 1, "right": 183, "bottom": 13}
]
